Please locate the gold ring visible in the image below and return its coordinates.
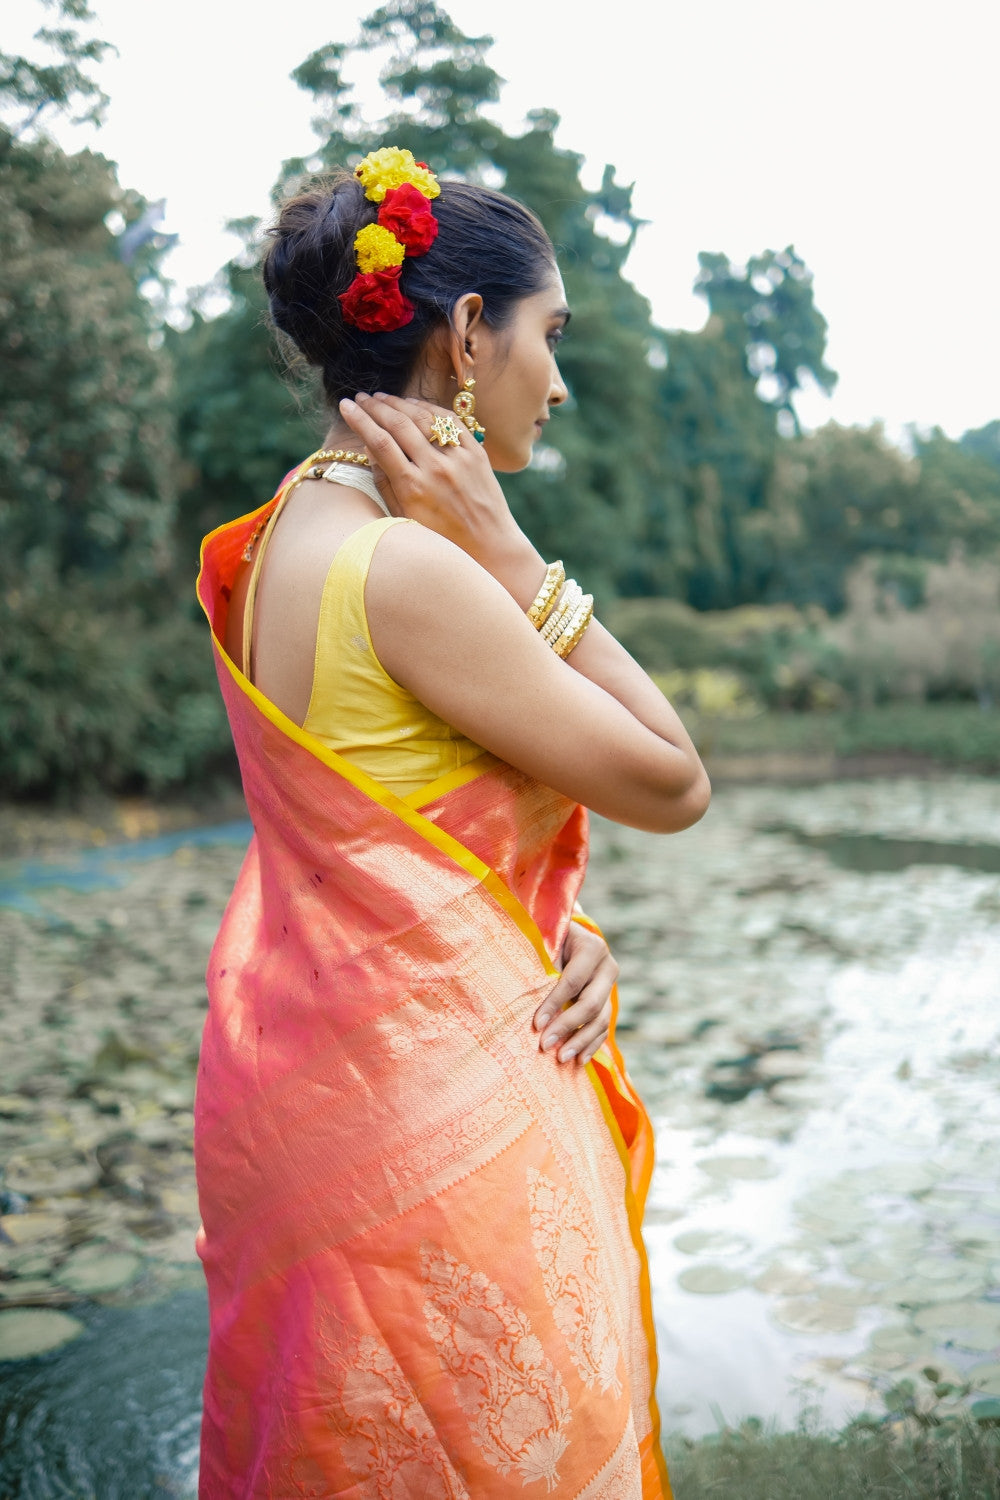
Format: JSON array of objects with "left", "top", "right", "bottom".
[{"left": 429, "top": 414, "right": 463, "bottom": 448}]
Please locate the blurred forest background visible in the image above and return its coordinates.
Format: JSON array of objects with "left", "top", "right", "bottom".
[{"left": 2, "top": 0, "right": 999, "bottom": 800}]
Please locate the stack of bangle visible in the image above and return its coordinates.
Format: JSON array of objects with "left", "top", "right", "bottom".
[{"left": 526, "top": 562, "right": 594, "bottom": 659}]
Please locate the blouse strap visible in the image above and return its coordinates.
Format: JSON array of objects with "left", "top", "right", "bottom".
[
  {"left": 241, "top": 455, "right": 318, "bottom": 681},
  {"left": 241, "top": 453, "right": 390, "bottom": 683}
]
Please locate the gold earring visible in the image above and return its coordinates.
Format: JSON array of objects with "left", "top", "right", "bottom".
[{"left": 452, "top": 376, "right": 486, "bottom": 443}]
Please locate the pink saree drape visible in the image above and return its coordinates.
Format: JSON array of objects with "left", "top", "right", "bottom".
[{"left": 194, "top": 492, "right": 671, "bottom": 1498}]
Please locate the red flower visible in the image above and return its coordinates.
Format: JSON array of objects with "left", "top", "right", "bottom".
[
  {"left": 378, "top": 183, "right": 439, "bottom": 257},
  {"left": 339, "top": 267, "right": 415, "bottom": 332}
]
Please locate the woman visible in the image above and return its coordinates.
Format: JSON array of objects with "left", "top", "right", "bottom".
[{"left": 195, "top": 147, "right": 709, "bottom": 1499}]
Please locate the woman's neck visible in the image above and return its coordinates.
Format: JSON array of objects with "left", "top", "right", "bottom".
[{"left": 321, "top": 419, "right": 362, "bottom": 452}]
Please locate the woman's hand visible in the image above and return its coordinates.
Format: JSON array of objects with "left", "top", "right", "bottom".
[
  {"left": 339, "top": 393, "right": 538, "bottom": 590},
  {"left": 533, "top": 920, "right": 618, "bottom": 1066}
]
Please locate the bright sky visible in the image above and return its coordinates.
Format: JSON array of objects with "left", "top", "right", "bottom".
[{"left": 9, "top": 0, "right": 999, "bottom": 439}]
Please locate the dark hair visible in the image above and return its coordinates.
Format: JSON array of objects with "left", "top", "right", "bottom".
[{"left": 262, "top": 173, "right": 556, "bottom": 407}]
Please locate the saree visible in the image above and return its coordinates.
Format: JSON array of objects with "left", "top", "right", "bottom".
[{"left": 194, "top": 484, "right": 672, "bottom": 1498}]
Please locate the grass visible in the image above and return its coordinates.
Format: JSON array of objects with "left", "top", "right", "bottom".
[
  {"left": 666, "top": 1416, "right": 1000, "bottom": 1498},
  {"left": 686, "top": 703, "right": 1000, "bottom": 773}
]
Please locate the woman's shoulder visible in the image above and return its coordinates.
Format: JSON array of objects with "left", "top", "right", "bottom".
[{"left": 367, "top": 516, "right": 503, "bottom": 600}]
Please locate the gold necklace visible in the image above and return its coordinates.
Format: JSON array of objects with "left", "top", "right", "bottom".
[{"left": 306, "top": 448, "right": 370, "bottom": 476}]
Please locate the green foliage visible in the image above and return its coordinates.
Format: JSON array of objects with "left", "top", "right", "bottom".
[
  {"left": 694, "top": 247, "right": 837, "bottom": 430},
  {"left": 165, "top": 0, "right": 664, "bottom": 598},
  {"left": 960, "top": 418, "right": 1000, "bottom": 472},
  {"left": 2, "top": 0, "right": 998, "bottom": 801},
  {"left": 0, "top": 0, "right": 112, "bottom": 136},
  {"left": 0, "top": 17, "right": 202, "bottom": 799},
  {"left": 165, "top": 245, "right": 314, "bottom": 575},
  {"left": 696, "top": 703, "right": 1000, "bottom": 772},
  {"left": 666, "top": 1411, "right": 1000, "bottom": 1499},
  {"left": 1, "top": 567, "right": 232, "bottom": 797},
  {"left": 0, "top": 127, "right": 176, "bottom": 585}
]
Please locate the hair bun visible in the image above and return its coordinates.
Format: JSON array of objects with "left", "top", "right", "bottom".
[
  {"left": 262, "top": 176, "right": 372, "bottom": 366},
  {"left": 262, "top": 171, "right": 554, "bottom": 412}
]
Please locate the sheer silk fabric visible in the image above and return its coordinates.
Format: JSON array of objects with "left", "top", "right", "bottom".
[{"left": 194, "top": 477, "right": 671, "bottom": 1498}]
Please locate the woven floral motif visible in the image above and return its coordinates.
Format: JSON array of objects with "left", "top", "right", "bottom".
[
  {"left": 421, "top": 1242, "right": 571, "bottom": 1491},
  {"left": 575, "top": 1419, "right": 644, "bottom": 1499},
  {"left": 527, "top": 1167, "right": 623, "bottom": 1398},
  {"left": 331, "top": 1325, "right": 470, "bottom": 1498}
]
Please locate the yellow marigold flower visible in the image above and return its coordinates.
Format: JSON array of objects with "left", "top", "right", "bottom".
[
  {"left": 353, "top": 223, "right": 406, "bottom": 274},
  {"left": 354, "top": 146, "right": 441, "bottom": 204}
]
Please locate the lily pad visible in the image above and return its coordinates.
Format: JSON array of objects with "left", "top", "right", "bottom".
[
  {"left": 864, "top": 1349, "right": 908, "bottom": 1372},
  {"left": 0, "top": 1308, "right": 85, "bottom": 1360},
  {"left": 853, "top": 1163, "right": 939, "bottom": 1195},
  {"left": 673, "top": 1229, "right": 751, "bottom": 1258},
  {"left": 0, "top": 1096, "right": 37, "bottom": 1119},
  {"left": 697, "top": 1155, "right": 778, "bottom": 1181},
  {"left": 899, "top": 1269, "right": 990, "bottom": 1304},
  {"left": 815, "top": 1282, "right": 876, "bottom": 1308},
  {"left": 678, "top": 1265, "right": 747, "bottom": 1294},
  {"left": 755, "top": 1051, "right": 811, "bottom": 1081},
  {"left": 7, "top": 1248, "right": 56, "bottom": 1278},
  {"left": 753, "top": 1264, "right": 816, "bottom": 1296},
  {"left": 843, "top": 1252, "right": 901, "bottom": 1283},
  {"left": 914, "top": 1255, "right": 978, "bottom": 1282},
  {"left": 6, "top": 1156, "right": 99, "bottom": 1197},
  {"left": 869, "top": 1326, "right": 926, "bottom": 1356},
  {"left": 772, "top": 1297, "right": 858, "bottom": 1335},
  {"left": 0, "top": 1214, "right": 67, "bottom": 1246},
  {"left": 54, "top": 1244, "right": 142, "bottom": 1296},
  {"left": 912, "top": 1300, "right": 1000, "bottom": 1337},
  {"left": 794, "top": 1189, "right": 870, "bottom": 1227}
]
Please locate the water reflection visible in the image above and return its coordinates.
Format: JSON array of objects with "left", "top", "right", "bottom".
[
  {"left": 584, "top": 776, "right": 1000, "bottom": 1435},
  {"left": 1, "top": 775, "right": 998, "bottom": 1487},
  {"left": 0, "top": 1291, "right": 206, "bottom": 1498}
]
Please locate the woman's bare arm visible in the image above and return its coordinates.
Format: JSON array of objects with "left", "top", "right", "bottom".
[{"left": 343, "top": 392, "right": 710, "bottom": 834}]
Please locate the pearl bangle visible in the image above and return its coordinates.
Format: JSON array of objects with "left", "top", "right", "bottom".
[
  {"left": 552, "top": 595, "right": 594, "bottom": 658},
  {"left": 540, "top": 581, "right": 583, "bottom": 646}
]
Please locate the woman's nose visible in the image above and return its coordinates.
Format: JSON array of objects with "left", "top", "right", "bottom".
[{"left": 549, "top": 363, "right": 569, "bottom": 406}]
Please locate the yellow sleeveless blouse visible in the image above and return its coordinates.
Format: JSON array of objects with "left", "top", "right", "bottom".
[{"left": 301, "top": 517, "right": 484, "bottom": 795}]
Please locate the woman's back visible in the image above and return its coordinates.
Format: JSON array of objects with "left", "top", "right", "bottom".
[{"left": 231, "top": 463, "right": 483, "bottom": 797}]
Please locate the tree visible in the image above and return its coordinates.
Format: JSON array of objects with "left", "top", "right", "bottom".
[
  {"left": 166, "top": 230, "right": 315, "bottom": 576},
  {"left": 0, "top": 129, "right": 175, "bottom": 584},
  {"left": 172, "top": 0, "right": 664, "bottom": 600},
  {"left": 693, "top": 248, "right": 837, "bottom": 435},
  {"left": 0, "top": 0, "right": 111, "bottom": 138},
  {"left": 0, "top": 5, "right": 231, "bottom": 798},
  {"left": 959, "top": 419, "right": 1000, "bottom": 474}
]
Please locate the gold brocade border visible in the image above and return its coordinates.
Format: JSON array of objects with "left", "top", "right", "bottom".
[
  {"left": 586, "top": 1055, "right": 670, "bottom": 1499},
  {"left": 403, "top": 753, "right": 496, "bottom": 809}
]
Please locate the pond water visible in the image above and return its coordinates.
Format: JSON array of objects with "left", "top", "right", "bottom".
[{"left": 1, "top": 775, "right": 999, "bottom": 1494}]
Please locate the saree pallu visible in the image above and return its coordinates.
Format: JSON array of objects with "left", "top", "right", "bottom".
[{"left": 195, "top": 495, "right": 671, "bottom": 1499}]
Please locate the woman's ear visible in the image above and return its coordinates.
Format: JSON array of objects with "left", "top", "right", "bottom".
[{"left": 449, "top": 293, "right": 485, "bottom": 382}]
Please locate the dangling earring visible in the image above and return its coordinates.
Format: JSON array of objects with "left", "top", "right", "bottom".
[{"left": 452, "top": 376, "right": 486, "bottom": 443}]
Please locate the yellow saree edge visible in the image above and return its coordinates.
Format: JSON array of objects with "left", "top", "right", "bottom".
[
  {"left": 585, "top": 1056, "right": 671, "bottom": 1499},
  {"left": 402, "top": 752, "right": 496, "bottom": 810},
  {"left": 198, "top": 509, "right": 558, "bottom": 980}
]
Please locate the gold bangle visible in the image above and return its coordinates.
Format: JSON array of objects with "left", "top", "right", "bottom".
[
  {"left": 527, "top": 561, "right": 565, "bottom": 629},
  {"left": 552, "top": 595, "right": 594, "bottom": 658},
  {"left": 540, "top": 581, "right": 583, "bottom": 645}
]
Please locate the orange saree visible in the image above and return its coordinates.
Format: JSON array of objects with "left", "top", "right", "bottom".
[{"left": 194, "top": 491, "right": 671, "bottom": 1498}]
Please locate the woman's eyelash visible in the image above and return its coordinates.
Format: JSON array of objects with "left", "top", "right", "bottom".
[{"left": 548, "top": 328, "right": 566, "bottom": 347}]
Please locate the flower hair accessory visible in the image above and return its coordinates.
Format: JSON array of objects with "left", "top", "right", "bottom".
[{"left": 339, "top": 148, "right": 440, "bottom": 333}]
